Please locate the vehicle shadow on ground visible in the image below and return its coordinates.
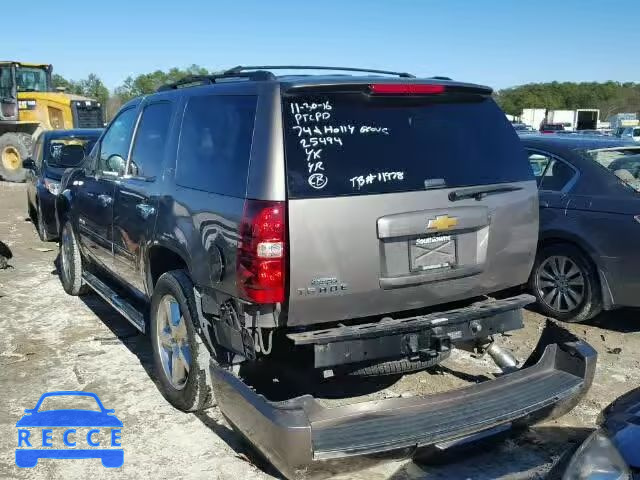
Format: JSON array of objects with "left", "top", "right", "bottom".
[
  {"left": 48, "top": 254, "right": 281, "bottom": 477},
  {"left": 76, "top": 290, "right": 281, "bottom": 477},
  {"left": 524, "top": 301, "right": 640, "bottom": 334},
  {"left": 583, "top": 308, "right": 640, "bottom": 333},
  {"left": 388, "top": 425, "right": 592, "bottom": 480}
]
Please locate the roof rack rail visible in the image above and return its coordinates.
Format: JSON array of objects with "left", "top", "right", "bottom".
[
  {"left": 225, "top": 65, "right": 416, "bottom": 78},
  {"left": 156, "top": 70, "right": 276, "bottom": 92}
]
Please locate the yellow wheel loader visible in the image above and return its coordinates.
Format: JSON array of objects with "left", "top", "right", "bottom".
[{"left": 0, "top": 61, "right": 104, "bottom": 182}]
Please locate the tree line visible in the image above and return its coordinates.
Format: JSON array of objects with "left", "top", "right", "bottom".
[
  {"left": 495, "top": 81, "right": 640, "bottom": 119},
  {"left": 53, "top": 66, "right": 640, "bottom": 121}
]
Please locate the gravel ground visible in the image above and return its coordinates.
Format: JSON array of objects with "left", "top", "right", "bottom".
[{"left": 1, "top": 180, "right": 638, "bottom": 479}]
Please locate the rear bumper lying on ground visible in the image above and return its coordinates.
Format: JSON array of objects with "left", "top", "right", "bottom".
[{"left": 211, "top": 320, "right": 597, "bottom": 479}]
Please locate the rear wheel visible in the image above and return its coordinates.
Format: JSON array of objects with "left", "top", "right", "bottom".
[
  {"left": 0, "top": 132, "right": 31, "bottom": 182},
  {"left": 150, "top": 270, "right": 213, "bottom": 412},
  {"left": 59, "top": 220, "right": 88, "bottom": 296},
  {"left": 529, "top": 244, "right": 601, "bottom": 323}
]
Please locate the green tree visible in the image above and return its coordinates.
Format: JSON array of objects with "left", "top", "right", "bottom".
[
  {"left": 115, "top": 64, "right": 212, "bottom": 102},
  {"left": 76, "top": 73, "right": 109, "bottom": 110}
]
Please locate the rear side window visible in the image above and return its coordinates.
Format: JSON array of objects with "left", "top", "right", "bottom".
[
  {"left": 129, "top": 102, "right": 173, "bottom": 179},
  {"left": 176, "top": 95, "right": 257, "bottom": 197},
  {"left": 283, "top": 94, "right": 532, "bottom": 198}
]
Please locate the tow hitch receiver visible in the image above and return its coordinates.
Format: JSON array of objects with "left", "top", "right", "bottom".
[{"left": 211, "top": 320, "right": 596, "bottom": 479}]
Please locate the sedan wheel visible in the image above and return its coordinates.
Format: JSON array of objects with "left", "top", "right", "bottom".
[
  {"left": 529, "top": 244, "right": 602, "bottom": 323},
  {"left": 536, "top": 255, "right": 585, "bottom": 313}
]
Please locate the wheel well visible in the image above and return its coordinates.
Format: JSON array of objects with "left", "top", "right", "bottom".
[
  {"left": 148, "top": 247, "right": 188, "bottom": 288},
  {"left": 538, "top": 237, "right": 595, "bottom": 266}
]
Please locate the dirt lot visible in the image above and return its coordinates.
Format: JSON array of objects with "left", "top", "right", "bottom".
[{"left": 1, "top": 180, "right": 639, "bottom": 479}]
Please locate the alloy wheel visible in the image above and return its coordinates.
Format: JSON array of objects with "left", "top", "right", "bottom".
[
  {"left": 536, "top": 255, "right": 585, "bottom": 313},
  {"left": 155, "top": 295, "right": 191, "bottom": 390}
]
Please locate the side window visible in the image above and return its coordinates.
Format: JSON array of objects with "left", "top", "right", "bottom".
[
  {"left": 176, "top": 95, "right": 257, "bottom": 196},
  {"left": 98, "top": 107, "right": 138, "bottom": 176},
  {"left": 528, "top": 152, "right": 552, "bottom": 187},
  {"left": 128, "top": 102, "right": 173, "bottom": 179},
  {"left": 541, "top": 159, "right": 576, "bottom": 192}
]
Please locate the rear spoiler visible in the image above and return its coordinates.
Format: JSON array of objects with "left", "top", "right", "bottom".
[{"left": 283, "top": 81, "right": 493, "bottom": 96}]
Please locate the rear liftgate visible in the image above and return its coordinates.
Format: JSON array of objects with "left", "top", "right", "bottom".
[{"left": 211, "top": 303, "right": 597, "bottom": 478}]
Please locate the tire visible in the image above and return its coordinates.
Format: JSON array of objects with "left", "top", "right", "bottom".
[
  {"left": 59, "top": 220, "right": 88, "bottom": 296},
  {"left": 27, "top": 201, "right": 37, "bottom": 222},
  {"left": 36, "top": 200, "right": 53, "bottom": 242},
  {"left": 529, "top": 243, "right": 602, "bottom": 323},
  {"left": 341, "top": 350, "right": 451, "bottom": 377},
  {"left": 150, "top": 270, "right": 213, "bottom": 412},
  {"left": 0, "top": 132, "right": 31, "bottom": 182}
]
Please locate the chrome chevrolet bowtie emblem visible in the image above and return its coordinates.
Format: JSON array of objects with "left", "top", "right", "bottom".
[{"left": 427, "top": 215, "right": 458, "bottom": 231}]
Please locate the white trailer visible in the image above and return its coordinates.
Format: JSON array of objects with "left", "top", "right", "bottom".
[
  {"left": 521, "top": 108, "right": 547, "bottom": 129},
  {"left": 547, "top": 110, "right": 575, "bottom": 131}
]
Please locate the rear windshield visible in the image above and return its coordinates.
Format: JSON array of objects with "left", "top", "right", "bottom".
[
  {"left": 584, "top": 148, "right": 640, "bottom": 193},
  {"left": 45, "top": 137, "right": 97, "bottom": 167},
  {"left": 282, "top": 93, "right": 532, "bottom": 198}
]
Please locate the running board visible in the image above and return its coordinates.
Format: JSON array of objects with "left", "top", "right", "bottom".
[{"left": 82, "top": 271, "right": 146, "bottom": 333}]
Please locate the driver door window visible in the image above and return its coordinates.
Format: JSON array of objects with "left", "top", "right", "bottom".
[{"left": 98, "top": 107, "right": 138, "bottom": 176}]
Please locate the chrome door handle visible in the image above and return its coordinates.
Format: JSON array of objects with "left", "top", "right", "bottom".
[
  {"left": 97, "top": 194, "right": 113, "bottom": 207},
  {"left": 136, "top": 203, "right": 156, "bottom": 219}
]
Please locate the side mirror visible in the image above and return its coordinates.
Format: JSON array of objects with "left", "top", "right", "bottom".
[
  {"left": 22, "top": 158, "right": 36, "bottom": 171},
  {"left": 106, "top": 154, "right": 126, "bottom": 176}
]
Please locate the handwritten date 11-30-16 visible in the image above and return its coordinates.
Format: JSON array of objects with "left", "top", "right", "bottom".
[{"left": 290, "top": 101, "right": 332, "bottom": 114}]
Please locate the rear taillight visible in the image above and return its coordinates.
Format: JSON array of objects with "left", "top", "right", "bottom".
[
  {"left": 369, "top": 84, "right": 446, "bottom": 95},
  {"left": 237, "top": 200, "right": 286, "bottom": 304}
]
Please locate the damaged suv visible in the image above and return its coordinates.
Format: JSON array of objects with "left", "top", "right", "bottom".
[{"left": 56, "top": 66, "right": 596, "bottom": 477}]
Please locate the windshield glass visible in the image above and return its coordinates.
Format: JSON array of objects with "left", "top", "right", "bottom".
[
  {"left": 283, "top": 94, "right": 531, "bottom": 198},
  {"left": 16, "top": 67, "right": 49, "bottom": 92},
  {"left": 45, "top": 137, "right": 97, "bottom": 167},
  {"left": 0, "top": 66, "right": 13, "bottom": 98},
  {"left": 584, "top": 148, "right": 640, "bottom": 192}
]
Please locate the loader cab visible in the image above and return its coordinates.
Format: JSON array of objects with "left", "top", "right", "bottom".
[
  {"left": 0, "top": 62, "right": 53, "bottom": 122},
  {"left": 0, "top": 62, "right": 18, "bottom": 121},
  {"left": 14, "top": 63, "right": 52, "bottom": 93}
]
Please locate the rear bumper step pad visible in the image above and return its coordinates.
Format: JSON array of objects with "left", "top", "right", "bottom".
[{"left": 210, "top": 320, "right": 596, "bottom": 479}]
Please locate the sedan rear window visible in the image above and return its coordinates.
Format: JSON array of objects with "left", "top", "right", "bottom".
[
  {"left": 282, "top": 94, "right": 532, "bottom": 198},
  {"left": 584, "top": 148, "right": 640, "bottom": 192},
  {"left": 46, "top": 137, "right": 97, "bottom": 167}
]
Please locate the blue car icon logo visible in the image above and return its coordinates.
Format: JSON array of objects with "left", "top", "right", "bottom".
[{"left": 16, "top": 391, "right": 123, "bottom": 468}]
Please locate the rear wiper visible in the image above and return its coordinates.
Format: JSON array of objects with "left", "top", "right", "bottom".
[{"left": 449, "top": 185, "right": 523, "bottom": 202}]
